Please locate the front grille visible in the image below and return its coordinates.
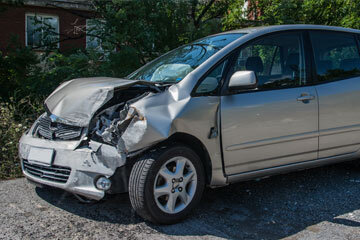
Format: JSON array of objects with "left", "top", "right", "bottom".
[
  {"left": 22, "top": 159, "right": 71, "bottom": 184},
  {"left": 35, "top": 115, "right": 82, "bottom": 140}
]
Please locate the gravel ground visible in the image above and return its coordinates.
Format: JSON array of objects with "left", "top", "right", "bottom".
[{"left": 1, "top": 162, "right": 360, "bottom": 240}]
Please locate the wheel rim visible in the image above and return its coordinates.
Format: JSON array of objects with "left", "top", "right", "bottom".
[{"left": 153, "top": 156, "right": 197, "bottom": 214}]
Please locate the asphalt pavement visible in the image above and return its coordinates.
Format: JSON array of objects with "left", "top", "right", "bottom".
[{"left": 1, "top": 161, "right": 360, "bottom": 239}]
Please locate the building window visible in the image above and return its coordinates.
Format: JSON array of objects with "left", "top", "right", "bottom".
[
  {"left": 86, "top": 19, "right": 104, "bottom": 51},
  {"left": 26, "top": 13, "right": 59, "bottom": 49}
]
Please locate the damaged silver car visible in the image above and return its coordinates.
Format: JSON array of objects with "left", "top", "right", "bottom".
[{"left": 19, "top": 25, "right": 360, "bottom": 224}]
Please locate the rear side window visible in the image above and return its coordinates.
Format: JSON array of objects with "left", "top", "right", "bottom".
[{"left": 310, "top": 31, "right": 360, "bottom": 82}]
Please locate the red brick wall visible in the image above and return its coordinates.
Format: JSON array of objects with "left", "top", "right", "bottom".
[{"left": 0, "top": 4, "right": 93, "bottom": 52}]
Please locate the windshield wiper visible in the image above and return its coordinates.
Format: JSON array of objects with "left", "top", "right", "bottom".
[{"left": 153, "top": 80, "right": 178, "bottom": 85}]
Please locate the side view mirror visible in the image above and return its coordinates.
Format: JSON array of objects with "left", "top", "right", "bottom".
[{"left": 228, "top": 71, "right": 258, "bottom": 91}]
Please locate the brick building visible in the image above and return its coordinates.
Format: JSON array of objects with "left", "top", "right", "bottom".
[{"left": 0, "top": 0, "right": 97, "bottom": 52}]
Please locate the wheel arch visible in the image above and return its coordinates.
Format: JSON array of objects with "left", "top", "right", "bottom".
[{"left": 155, "top": 132, "right": 212, "bottom": 185}]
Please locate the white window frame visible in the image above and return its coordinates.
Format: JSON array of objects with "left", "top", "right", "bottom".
[
  {"left": 242, "top": 0, "right": 249, "bottom": 18},
  {"left": 25, "top": 13, "right": 60, "bottom": 49}
]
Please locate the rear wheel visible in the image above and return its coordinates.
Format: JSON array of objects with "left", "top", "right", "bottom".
[{"left": 129, "top": 145, "right": 205, "bottom": 224}]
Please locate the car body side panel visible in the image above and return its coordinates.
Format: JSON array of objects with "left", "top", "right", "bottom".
[
  {"left": 221, "top": 86, "right": 319, "bottom": 175},
  {"left": 316, "top": 77, "right": 360, "bottom": 158},
  {"left": 227, "top": 149, "right": 360, "bottom": 183}
]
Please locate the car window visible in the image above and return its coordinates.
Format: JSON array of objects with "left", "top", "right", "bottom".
[
  {"left": 310, "top": 31, "right": 360, "bottom": 83},
  {"left": 195, "top": 59, "right": 229, "bottom": 95},
  {"left": 231, "top": 32, "right": 306, "bottom": 90}
]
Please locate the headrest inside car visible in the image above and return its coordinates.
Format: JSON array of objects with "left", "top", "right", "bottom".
[{"left": 246, "top": 56, "right": 264, "bottom": 73}]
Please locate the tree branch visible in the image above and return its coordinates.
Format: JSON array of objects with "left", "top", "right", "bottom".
[{"left": 194, "top": 0, "right": 216, "bottom": 28}]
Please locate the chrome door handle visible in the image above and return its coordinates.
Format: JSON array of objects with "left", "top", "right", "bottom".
[{"left": 297, "top": 93, "right": 315, "bottom": 102}]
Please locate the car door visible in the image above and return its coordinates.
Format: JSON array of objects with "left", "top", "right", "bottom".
[
  {"left": 310, "top": 31, "right": 360, "bottom": 158},
  {"left": 221, "top": 31, "right": 319, "bottom": 175}
]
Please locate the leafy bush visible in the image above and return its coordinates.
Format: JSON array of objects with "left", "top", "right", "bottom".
[
  {"left": 41, "top": 48, "right": 141, "bottom": 81},
  {"left": 223, "top": 0, "right": 360, "bottom": 31},
  {"left": 0, "top": 37, "right": 40, "bottom": 99},
  {"left": 0, "top": 96, "right": 43, "bottom": 179}
]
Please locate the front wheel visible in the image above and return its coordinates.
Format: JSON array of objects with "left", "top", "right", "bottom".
[{"left": 129, "top": 144, "right": 205, "bottom": 224}]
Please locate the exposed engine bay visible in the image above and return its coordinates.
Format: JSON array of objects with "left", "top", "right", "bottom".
[
  {"left": 32, "top": 83, "right": 163, "bottom": 155},
  {"left": 38, "top": 77, "right": 170, "bottom": 154},
  {"left": 89, "top": 88, "right": 157, "bottom": 155}
]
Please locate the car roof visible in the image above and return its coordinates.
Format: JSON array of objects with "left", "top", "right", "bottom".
[{"left": 217, "top": 24, "right": 360, "bottom": 36}]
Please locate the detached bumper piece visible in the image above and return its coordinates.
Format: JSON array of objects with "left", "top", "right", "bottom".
[{"left": 22, "top": 159, "right": 71, "bottom": 184}]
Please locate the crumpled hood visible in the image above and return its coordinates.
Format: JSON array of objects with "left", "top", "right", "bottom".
[{"left": 45, "top": 77, "right": 154, "bottom": 127}]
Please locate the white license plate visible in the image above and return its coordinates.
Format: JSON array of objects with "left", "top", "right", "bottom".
[{"left": 28, "top": 147, "right": 54, "bottom": 166}]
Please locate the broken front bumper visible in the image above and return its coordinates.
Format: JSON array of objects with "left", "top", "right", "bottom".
[{"left": 18, "top": 133, "right": 127, "bottom": 200}]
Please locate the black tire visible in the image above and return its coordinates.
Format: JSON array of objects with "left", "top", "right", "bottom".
[{"left": 128, "top": 144, "right": 205, "bottom": 224}]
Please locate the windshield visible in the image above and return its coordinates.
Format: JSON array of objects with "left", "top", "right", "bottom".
[{"left": 127, "top": 33, "right": 245, "bottom": 83}]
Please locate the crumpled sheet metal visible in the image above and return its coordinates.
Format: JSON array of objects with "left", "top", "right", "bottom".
[
  {"left": 122, "top": 90, "right": 187, "bottom": 152},
  {"left": 19, "top": 134, "right": 126, "bottom": 200},
  {"left": 45, "top": 77, "right": 156, "bottom": 127},
  {"left": 120, "top": 113, "right": 147, "bottom": 151},
  {"left": 117, "top": 85, "right": 225, "bottom": 186}
]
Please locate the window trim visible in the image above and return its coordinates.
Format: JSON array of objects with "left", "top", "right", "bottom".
[
  {"left": 309, "top": 30, "right": 360, "bottom": 85},
  {"left": 355, "top": 33, "right": 360, "bottom": 58},
  {"left": 190, "top": 41, "right": 239, "bottom": 97},
  {"left": 269, "top": 45, "right": 280, "bottom": 76},
  {"left": 191, "top": 55, "right": 234, "bottom": 97},
  {"left": 304, "top": 30, "right": 317, "bottom": 87},
  {"left": 220, "top": 30, "right": 308, "bottom": 96},
  {"left": 25, "top": 13, "right": 60, "bottom": 49}
]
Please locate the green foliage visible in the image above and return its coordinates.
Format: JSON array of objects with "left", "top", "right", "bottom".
[
  {"left": 41, "top": 48, "right": 142, "bottom": 82},
  {"left": 257, "top": 0, "right": 305, "bottom": 25},
  {"left": 92, "top": 0, "right": 190, "bottom": 63},
  {"left": 0, "top": 96, "right": 43, "bottom": 179},
  {"left": 0, "top": 37, "right": 40, "bottom": 99},
  {"left": 340, "top": 0, "right": 360, "bottom": 29},
  {"left": 90, "top": 0, "right": 232, "bottom": 64},
  {"left": 223, "top": 0, "right": 360, "bottom": 30}
]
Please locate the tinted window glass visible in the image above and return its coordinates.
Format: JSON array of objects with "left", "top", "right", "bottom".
[
  {"left": 310, "top": 31, "right": 360, "bottom": 82},
  {"left": 231, "top": 32, "right": 306, "bottom": 90},
  {"left": 128, "top": 33, "right": 245, "bottom": 83}
]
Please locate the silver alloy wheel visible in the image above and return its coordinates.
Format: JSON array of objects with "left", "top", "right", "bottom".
[{"left": 153, "top": 156, "right": 197, "bottom": 214}]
